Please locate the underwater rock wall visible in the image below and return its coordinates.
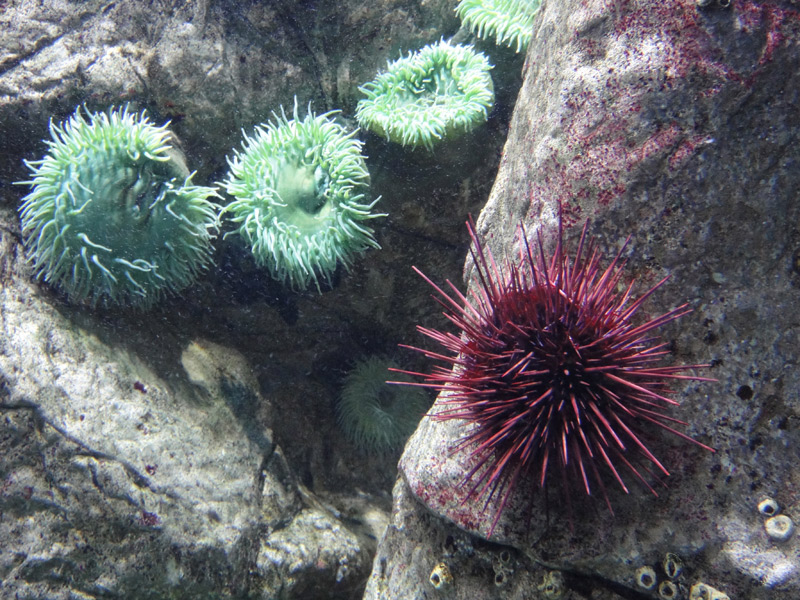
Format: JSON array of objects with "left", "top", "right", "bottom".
[
  {"left": 0, "top": 1, "right": 468, "bottom": 599},
  {"left": 0, "top": 0, "right": 457, "bottom": 181},
  {"left": 366, "top": 0, "right": 800, "bottom": 598}
]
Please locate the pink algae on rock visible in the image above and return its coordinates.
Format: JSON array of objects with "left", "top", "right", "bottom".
[{"left": 521, "top": 0, "right": 800, "bottom": 217}]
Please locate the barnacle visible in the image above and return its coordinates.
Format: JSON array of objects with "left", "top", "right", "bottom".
[
  {"left": 429, "top": 562, "right": 453, "bottom": 589},
  {"left": 662, "top": 553, "right": 683, "bottom": 580},
  {"left": 689, "top": 582, "right": 730, "bottom": 600},
  {"left": 635, "top": 565, "right": 657, "bottom": 590},
  {"left": 658, "top": 581, "right": 679, "bottom": 599},
  {"left": 764, "top": 514, "right": 795, "bottom": 542},
  {"left": 757, "top": 497, "right": 780, "bottom": 516},
  {"left": 537, "top": 570, "right": 565, "bottom": 598}
]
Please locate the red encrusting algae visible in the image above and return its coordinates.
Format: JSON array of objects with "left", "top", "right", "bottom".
[{"left": 396, "top": 217, "right": 715, "bottom": 534}]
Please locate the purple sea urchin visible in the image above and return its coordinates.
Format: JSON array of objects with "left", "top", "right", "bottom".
[{"left": 400, "top": 217, "right": 714, "bottom": 533}]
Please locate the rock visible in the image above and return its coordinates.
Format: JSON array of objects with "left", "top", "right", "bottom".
[
  {"left": 0, "top": 0, "right": 458, "bottom": 182},
  {"left": 0, "top": 203, "right": 376, "bottom": 598},
  {"left": 0, "top": 1, "right": 478, "bottom": 597},
  {"left": 364, "top": 0, "right": 800, "bottom": 597}
]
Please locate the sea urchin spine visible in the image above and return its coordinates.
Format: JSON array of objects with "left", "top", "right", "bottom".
[{"left": 399, "top": 217, "right": 714, "bottom": 532}]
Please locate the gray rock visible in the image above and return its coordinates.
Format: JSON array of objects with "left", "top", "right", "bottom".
[
  {"left": 1, "top": 0, "right": 514, "bottom": 595},
  {"left": 0, "top": 0, "right": 458, "bottom": 180},
  {"left": 0, "top": 0, "right": 475, "bottom": 597},
  {"left": 0, "top": 203, "right": 373, "bottom": 599},
  {"left": 365, "top": 0, "right": 800, "bottom": 597}
]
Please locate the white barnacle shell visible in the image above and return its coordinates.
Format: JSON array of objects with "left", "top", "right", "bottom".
[
  {"left": 635, "top": 565, "right": 657, "bottom": 590},
  {"left": 765, "top": 514, "right": 796, "bottom": 542},
  {"left": 757, "top": 497, "right": 780, "bottom": 517},
  {"left": 689, "top": 581, "right": 731, "bottom": 600},
  {"left": 537, "top": 570, "right": 566, "bottom": 599},
  {"left": 662, "top": 552, "right": 684, "bottom": 580},
  {"left": 429, "top": 562, "right": 453, "bottom": 589},
  {"left": 658, "top": 580, "right": 679, "bottom": 599}
]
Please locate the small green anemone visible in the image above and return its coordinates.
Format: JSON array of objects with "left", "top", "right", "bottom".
[
  {"left": 337, "top": 357, "right": 430, "bottom": 454},
  {"left": 17, "top": 105, "right": 220, "bottom": 308},
  {"left": 222, "top": 102, "right": 384, "bottom": 292},
  {"left": 355, "top": 39, "right": 494, "bottom": 151},
  {"left": 456, "top": 0, "right": 543, "bottom": 53}
]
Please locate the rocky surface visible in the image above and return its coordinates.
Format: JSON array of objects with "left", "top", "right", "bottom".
[
  {"left": 0, "top": 0, "right": 497, "bottom": 599},
  {"left": 365, "top": 0, "right": 800, "bottom": 598},
  {"left": 0, "top": 0, "right": 459, "bottom": 178},
  {"left": 0, "top": 207, "right": 376, "bottom": 599}
]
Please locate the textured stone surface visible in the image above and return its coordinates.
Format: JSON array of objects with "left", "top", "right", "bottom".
[
  {"left": 365, "top": 0, "right": 800, "bottom": 597},
  {"left": 0, "top": 0, "right": 505, "bottom": 598},
  {"left": 0, "top": 0, "right": 458, "bottom": 181},
  {"left": 0, "top": 210, "right": 373, "bottom": 599}
]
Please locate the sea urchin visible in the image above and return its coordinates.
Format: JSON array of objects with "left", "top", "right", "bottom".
[{"left": 399, "top": 217, "right": 714, "bottom": 532}]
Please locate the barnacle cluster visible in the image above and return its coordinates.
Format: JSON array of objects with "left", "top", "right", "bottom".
[
  {"left": 634, "top": 553, "right": 731, "bottom": 600},
  {"left": 537, "top": 570, "right": 565, "bottom": 599},
  {"left": 491, "top": 549, "right": 514, "bottom": 588},
  {"left": 356, "top": 39, "right": 494, "bottom": 151},
  {"left": 634, "top": 553, "right": 684, "bottom": 598},
  {"left": 757, "top": 497, "right": 795, "bottom": 542}
]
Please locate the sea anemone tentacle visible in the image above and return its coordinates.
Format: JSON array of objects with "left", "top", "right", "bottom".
[
  {"left": 337, "top": 356, "right": 430, "bottom": 454},
  {"left": 17, "top": 104, "right": 221, "bottom": 308},
  {"left": 222, "top": 100, "right": 384, "bottom": 292},
  {"left": 356, "top": 39, "right": 494, "bottom": 151},
  {"left": 456, "top": 0, "right": 543, "bottom": 53}
]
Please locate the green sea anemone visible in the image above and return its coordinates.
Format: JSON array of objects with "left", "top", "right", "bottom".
[
  {"left": 337, "top": 357, "right": 430, "bottom": 454},
  {"left": 456, "top": 0, "right": 543, "bottom": 53},
  {"left": 17, "top": 105, "right": 220, "bottom": 308},
  {"left": 355, "top": 39, "right": 494, "bottom": 151},
  {"left": 222, "top": 102, "right": 383, "bottom": 292}
]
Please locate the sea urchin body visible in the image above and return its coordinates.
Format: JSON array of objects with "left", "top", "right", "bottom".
[
  {"left": 356, "top": 39, "right": 494, "bottom": 151},
  {"left": 223, "top": 102, "right": 383, "bottom": 291},
  {"left": 401, "top": 218, "right": 714, "bottom": 532},
  {"left": 17, "top": 105, "right": 220, "bottom": 308}
]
